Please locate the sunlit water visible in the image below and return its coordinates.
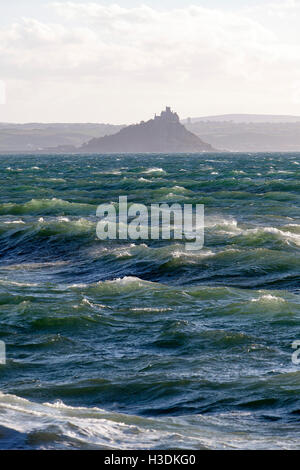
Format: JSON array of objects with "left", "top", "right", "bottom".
[{"left": 1, "top": 153, "right": 300, "bottom": 449}]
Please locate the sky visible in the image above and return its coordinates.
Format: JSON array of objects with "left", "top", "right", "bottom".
[{"left": 0, "top": 0, "right": 300, "bottom": 123}]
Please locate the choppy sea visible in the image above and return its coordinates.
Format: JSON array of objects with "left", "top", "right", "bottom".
[{"left": 1, "top": 153, "right": 300, "bottom": 449}]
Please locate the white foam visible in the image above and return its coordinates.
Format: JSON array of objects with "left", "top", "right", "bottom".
[
  {"left": 172, "top": 249, "right": 215, "bottom": 260},
  {"left": 130, "top": 307, "right": 172, "bottom": 312},
  {"left": 82, "top": 298, "right": 108, "bottom": 309},
  {"left": 3, "top": 220, "right": 25, "bottom": 225},
  {"left": 244, "top": 226, "right": 300, "bottom": 245},
  {"left": 138, "top": 177, "right": 152, "bottom": 182},
  {"left": 205, "top": 216, "right": 238, "bottom": 230},
  {"left": 144, "top": 168, "right": 166, "bottom": 174},
  {"left": 0, "top": 392, "right": 297, "bottom": 449},
  {"left": 0, "top": 279, "right": 38, "bottom": 287},
  {"left": 251, "top": 294, "right": 285, "bottom": 303},
  {"left": 103, "top": 276, "right": 147, "bottom": 286},
  {"left": 2, "top": 261, "right": 69, "bottom": 271}
]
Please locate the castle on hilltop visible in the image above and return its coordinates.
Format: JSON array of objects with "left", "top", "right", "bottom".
[
  {"left": 154, "top": 106, "right": 179, "bottom": 123},
  {"left": 80, "top": 105, "right": 214, "bottom": 153}
]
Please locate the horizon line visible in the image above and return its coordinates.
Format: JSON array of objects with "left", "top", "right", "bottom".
[{"left": 1, "top": 112, "right": 300, "bottom": 125}]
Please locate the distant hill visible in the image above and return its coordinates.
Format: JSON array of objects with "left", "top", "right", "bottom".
[
  {"left": 185, "top": 120, "right": 300, "bottom": 152},
  {"left": 182, "top": 114, "right": 300, "bottom": 124},
  {"left": 0, "top": 123, "right": 124, "bottom": 152},
  {"left": 2, "top": 112, "right": 300, "bottom": 154},
  {"left": 80, "top": 107, "right": 214, "bottom": 153}
]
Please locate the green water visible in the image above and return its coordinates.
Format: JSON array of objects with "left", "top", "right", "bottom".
[{"left": 0, "top": 153, "right": 300, "bottom": 449}]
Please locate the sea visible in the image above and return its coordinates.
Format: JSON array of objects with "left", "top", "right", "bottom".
[{"left": 0, "top": 152, "right": 300, "bottom": 449}]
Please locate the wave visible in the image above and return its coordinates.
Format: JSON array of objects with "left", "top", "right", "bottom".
[
  {"left": 144, "top": 168, "right": 166, "bottom": 174},
  {"left": 0, "top": 216, "right": 95, "bottom": 240},
  {"left": 236, "top": 226, "right": 300, "bottom": 247},
  {"left": 2, "top": 220, "right": 25, "bottom": 225},
  {"left": 2, "top": 153, "right": 300, "bottom": 451},
  {"left": 0, "top": 392, "right": 180, "bottom": 450},
  {"left": 1, "top": 261, "right": 69, "bottom": 271},
  {"left": 0, "top": 199, "right": 96, "bottom": 216},
  {"left": 70, "top": 276, "right": 160, "bottom": 295},
  {"left": 251, "top": 293, "right": 285, "bottom": 303},
  {"left": 138, "top": 177, "right": 152, "bottom": 183},
  {"left": 205, "top": 216, "right": 238, "bottom": 230},
  {"left": 1, "top": 213, "right": 300, "bottom": 290},
  {"left": 0, "top": 279, "right": 38, "bottom": 287},
  {"left": 68, "top": 276, "right": 296, "bottom": 305},
  {"left": 0, "top": 392, "right": 298, "bottom": 450}
]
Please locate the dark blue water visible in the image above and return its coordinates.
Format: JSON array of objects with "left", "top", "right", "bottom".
[{"left": 0, "top": 153, "right": 300, "bottom": 449}]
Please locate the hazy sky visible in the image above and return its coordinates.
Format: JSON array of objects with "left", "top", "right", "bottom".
[{"left": 0, "top": 0, "right": 300, "bottom": 123}]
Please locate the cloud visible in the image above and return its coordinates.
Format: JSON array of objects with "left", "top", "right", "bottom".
[
  {"left": 0, "top": 80, "right": 6, "bottom": 105},
  {"left": 0, "top": 2, "right": 300, "bottom": 121},
  {"left": 265, "top": 0, "right": 300, "bottom": 16},
  {"left": 0, "top": 4, "right": 282, "bottom": 78}
]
